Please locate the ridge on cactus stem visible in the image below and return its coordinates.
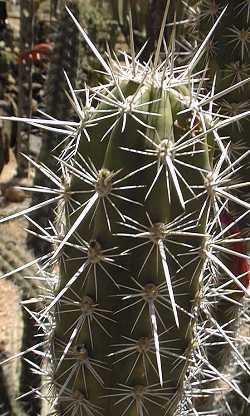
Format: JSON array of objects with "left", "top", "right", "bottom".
[{"left": 0, "top": 4, "right": 250, "bottom": 416}]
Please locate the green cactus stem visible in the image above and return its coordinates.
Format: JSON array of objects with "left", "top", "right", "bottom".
[{"left": 49, "top": 80, "right": 212, "bottom": 416}]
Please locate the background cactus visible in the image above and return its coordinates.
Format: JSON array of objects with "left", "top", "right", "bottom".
[
  {"left": 27, "top": 0, "right": 80, "bottom": 258},
  {"left": 0, "top": 236, "right": 41, "bottom": 416},
  {"left": 78, "top": 0, "right": 118, "bottom": 86},
  {"left": 110, "top": 0, "right": 187, "bottom": 60},
  {"left": 190, "top": 0, "right": 250, "bottom": 229},
  {"left": 0, "top": 279, "right": 24, "bottom": 416},
  {"left": 17, "top": 0, "right": 35, "bottom": 177},
  {"left": 177, "top": 3, "right": 250, "bottom": 412},
  {"left": 0, "top": 3, "right": 250, "bottom": 416}
]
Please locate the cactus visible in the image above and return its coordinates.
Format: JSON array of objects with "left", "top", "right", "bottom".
[
  {"left": 111, "top": 0, "right": 187, "bottom": 60},
  {"left": 17, "top": 0, "right": 35, "bottom": 177},
  {"left": 0, "top": 278, "right": 24, "bottom": 416},
  {"left": 0, "top": 4, "right": 250, "bottom": 416},
  {"left": 226, "top": 339, "right": 250, "bottom": 416},
  {"left": 78, "top": 0, "right": 117, "bottom": 86},
  {"left": 27, "top": 0, "right": 80, "bottom": 257},
  {"left": 193, "top": 0, "right": 250, "bottom": 223},
  {"left": 177, "top": 2, "right": 250, "bottom": 412},
  {"left": 0, "top": 237, "right": 41, "bottom": 416}
]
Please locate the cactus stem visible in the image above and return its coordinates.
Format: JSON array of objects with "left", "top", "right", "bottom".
[
  {"left": 2, "top": 5, "right": 250, "bottom": 414},
  {"left": 220, "top": 99, "right": 250, "bottom": 132},
  {"left": 205, "top": 312, "right": 250, "bottom": 373},
  {"left": 226, "top": 26, "right": 250, "bottom": 61},
  {"left": 94, "top": 96, "right": 160, "bottom": 132},
  {"left": 103, "top": 383, "right": 167, "bottom": 416},
  {"left": 0, "top": 339, "right": 46, "bottom": 367},
  {"left": 109, "top": 333, "right": 188, "bottom": 383},
  {"left": 236, "top": 0, "right": 250, "bottom": 22},
  {"left": 57, "top": 294, "right": 115, "bottom": 351},
  {"left": 50, "top": 193, "right": 99, "bottom": 262},
  {"left": 199, "top": 1, "right": 223, "bottom": 24},
  {"left": 53, "top": 341, "right": 109, "bottom": 393},
  {"left": 0, "top": 253, "right": 51, "bottom": 280},
  {"left": 153, "top": 0, "right": 171, "bottom": 69},
  {"left": 188, "top": 150, "right": 250, "bottom": 217},
  {"left": 196, "top": 350, "right": 250, "bottom": 405},
  {"left": 114, "top": 278, "right": 186, "bottom": 333},
  {"left": 117, "top": 214, "right": 206, "bottom": 309},
  {"left": 182, "top": 5, "right": 228, "bottom": 78},
  {"left": 54, "top": 386, "right": 103, "bottom": 416},
  {"left": 65, "top": 7, "right": 112, "bottom": 77},
  {"left": 41, "top": 240, "right": 126, "bottom": 318},
  {"left": 121, "top": 130, "right": 207, "bottom": 205}
]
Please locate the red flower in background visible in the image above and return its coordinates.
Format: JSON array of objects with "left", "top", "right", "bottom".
[{"left": 17, "top": 43, "right": 52, "bottom": 64}]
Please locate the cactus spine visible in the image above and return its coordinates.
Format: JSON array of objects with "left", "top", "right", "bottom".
[
  {"left": 0, "top": 4, "right": 250, "bottom": 416},
  {"left": 183, "top": 3, "right": 250, "bottom": 412},
  {"left": 28, "top": 0, "right": 80, "bottom": 257},
  {"left": 195, "top": 0, "right": 250, "bottom": 222},
  {"left": 111, "top": 1, "right": 186, "bottom": 60}
]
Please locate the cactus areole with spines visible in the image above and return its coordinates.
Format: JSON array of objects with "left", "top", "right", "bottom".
[{"left": 0, "top": 4, "right": 250, "bottom": 416}]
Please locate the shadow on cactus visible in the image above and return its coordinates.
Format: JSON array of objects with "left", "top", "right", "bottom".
[{"left": 0, "top": 3, "right": 250, "bottom": 416}]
